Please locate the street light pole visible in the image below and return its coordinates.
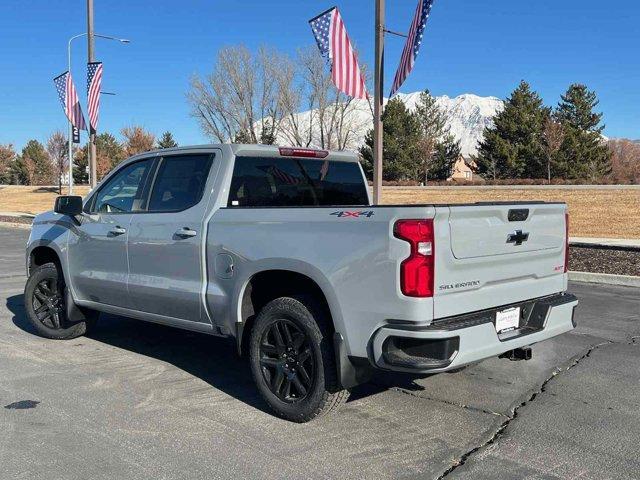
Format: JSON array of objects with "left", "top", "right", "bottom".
[
  {"left": 372, "top": 0, "right": 385, "bottom": 205},
  {"left": 87, "top": 0, "right": 97, "bottom": 188},
  {"left": 66, "top": 31, "right": 130, "bottom": 193}
]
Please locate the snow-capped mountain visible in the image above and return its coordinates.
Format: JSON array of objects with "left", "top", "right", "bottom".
[
  {"left": 273, "top": 92, "right": 504, "bottom": 158},
  {"left": 396, "top": 92, "right": 504, "bottom": 158}
]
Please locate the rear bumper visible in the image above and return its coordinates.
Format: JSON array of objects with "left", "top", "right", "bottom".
[{"left": 370, "top": 293, "right": 578, "bottom": 374}]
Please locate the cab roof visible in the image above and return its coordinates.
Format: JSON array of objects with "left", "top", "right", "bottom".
[{"left": 129, "top": 144, "right": 360, "bottom": 163}]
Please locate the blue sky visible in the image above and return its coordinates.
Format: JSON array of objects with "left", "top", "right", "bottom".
[{"left": 1, "top": 0, "right": 638, "bottom": 151}]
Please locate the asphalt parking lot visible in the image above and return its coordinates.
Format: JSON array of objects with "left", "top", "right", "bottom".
[{"left": 1, "top": 225, "right": 639, "bottom": 480}]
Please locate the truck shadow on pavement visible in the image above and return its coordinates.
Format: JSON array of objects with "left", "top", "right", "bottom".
[
  {"left": 7, "top": 294, "right": 272, "bottom": 414},
  {"left": 6, "top": 294, "right": 399, "bottom": 413}
]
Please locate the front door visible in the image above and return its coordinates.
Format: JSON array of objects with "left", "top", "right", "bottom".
[
  {"left": 127, "top": 153, "right": 217, "bottom": 322},
  {"left": 68, "top": 157, "right": 156, "bottom": 308}
]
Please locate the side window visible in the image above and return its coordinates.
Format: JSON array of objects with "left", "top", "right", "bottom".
[
  {"left": 147, "top": 154, "right": 213, "bottom": 212},
  {"left": 92, "top": 159, "right": 154, "bottom": 213}
]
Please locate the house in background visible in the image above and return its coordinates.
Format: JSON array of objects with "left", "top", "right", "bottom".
[{"left": 448, "top": 156, "right": 482, "bottom": 182}]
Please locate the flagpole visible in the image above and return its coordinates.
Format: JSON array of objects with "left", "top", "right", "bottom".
[
  {"left": 372, "top": 0, "right": 384, "bottom": 205},
  {"left": 67, "top": 37, "right": 78, "bottom": 195}
]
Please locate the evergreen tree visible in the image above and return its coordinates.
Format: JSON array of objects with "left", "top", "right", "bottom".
[
  {"left": 430, "top": 134, "right": 461, "bottom": 181},
  {"left": 475, "top": 81, "right": 549, "bottom": 179},
  {"left": 414, "top": 90, "right": 450, "bottom": 182},
  {"left": 9, "top": 140, "right": 52, "bottom": 185},
  {"left": 158, "top": 131, "right": 178, "bottom": 149},
  {"left": 73, "top": 146, "right": 89, "bottom": 184},
  {"left": 70, "top": 133, "right": 124, "bottom": 182},
  {"left": 96, "top": 133, "right": 125, "bottom": 179},
  {"left": 233, "top": 129, "right": 253, "bottom": 144},
  {"left": 555, "top": 84, "right": 611, "bottom": 180},
  {"left": 360, "top": 98, "right": 422, "bottom": 181},
  {"left": 260, "top": 120, "right": 276, "bottom": 145}
]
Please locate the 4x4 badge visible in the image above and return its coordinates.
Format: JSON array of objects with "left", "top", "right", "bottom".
[
  {"left": 507, "top": 230, "right": 529, "bottom": 246},
  {"left": 330, "top": 211, "right": 375, "bottom": 218}
]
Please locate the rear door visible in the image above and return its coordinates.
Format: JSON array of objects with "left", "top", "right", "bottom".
[
  {"left": 433, "top": 203, "right": 567, "bottom": 319},
  {"left": 127, "top": 152, "right": 218, "bottom": 322}
]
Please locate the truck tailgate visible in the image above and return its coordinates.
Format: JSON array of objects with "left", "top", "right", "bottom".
[{"left": 433, "top": 203, "right": 567, "bottom": 319}]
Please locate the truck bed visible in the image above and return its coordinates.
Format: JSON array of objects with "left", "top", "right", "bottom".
[{"left": 206, "top": 201, "right": 568, "bottom": 360}]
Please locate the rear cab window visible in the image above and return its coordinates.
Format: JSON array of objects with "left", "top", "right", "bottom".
[{"left": 228, "top": 156, "right": 368, "bottom": 207}]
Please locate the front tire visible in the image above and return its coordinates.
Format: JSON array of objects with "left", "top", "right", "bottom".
[
  {"left": 249, "top": 295, "right": 349, "bottom": 422},
  {"left": 24, "top": 263, "right": 95, "bottom": 340}
]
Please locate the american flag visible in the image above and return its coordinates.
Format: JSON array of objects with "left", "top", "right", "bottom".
[
  {"left": 53, "top": 71, "right": 87, "bottom": 131},
  {"left": 390, "top": 0, "right": 435, "bottom": 96},
  {"left": 319, "top": 159, "right": 329, "bottom": 180},
  {"left": 87, "top": 62, "right": 103, "bottom": 133},
  {"left": 258, "top": 165, "right": 301, "bottom": 185},
  {"left": 309, "top": 7, "right": 368, "bottom": 99}
]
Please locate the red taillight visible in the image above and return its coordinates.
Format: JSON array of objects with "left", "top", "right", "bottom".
[
  {"left": 279, "top": 147, "right": 329, "bottom": 158},
  {"left": 564, "top": 212, "right": 569, "bottom": 273},
  {"left": 394, "top": 219, "right": 435, "bottom": 298}
]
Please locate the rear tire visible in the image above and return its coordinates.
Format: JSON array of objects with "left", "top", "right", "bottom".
[
  {"left": 24, "top": 263, "right": 96, "bottom": 340},
  {"left": 249, "top": 295, "right": 349, "bottom": 422}
]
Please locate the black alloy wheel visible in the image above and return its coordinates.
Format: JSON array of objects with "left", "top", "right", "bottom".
[
  {"left": 24, "top": 263, "right": 95, "bottom": 340},
  {"left": 259, "top": 319, "right": 315, "bottom": 403},
  {"left": 249, "top": 295, "right": 349, "bottom": 422},
  {"left": 31, "top": 277, "right": 65, "bottom": 330}
]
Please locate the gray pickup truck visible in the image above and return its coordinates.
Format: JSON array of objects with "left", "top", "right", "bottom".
[{"left": 25, "top": 144, "right": 578, "bottom": 422}]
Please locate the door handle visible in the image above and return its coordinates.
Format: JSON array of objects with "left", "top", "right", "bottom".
[
  {"left": 109, "top": 226, "right": 126, "bottom": 236},
  {"left": 175, "top": 227, "right": 197, "bottom": 238}
]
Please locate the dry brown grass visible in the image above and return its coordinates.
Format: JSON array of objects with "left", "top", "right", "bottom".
[
  {"left": 1, "top": 185, "right": 638, "bottom": 239},
  {"left": 0, "top": 185, "right": 91, "bottom": 215},
  {"left": 383, "top": 187, "right": 640, "bottom": 239}
]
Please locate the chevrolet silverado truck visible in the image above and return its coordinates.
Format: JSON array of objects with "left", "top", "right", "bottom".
[{"left": 24, "top": 144, "right": 578, "bottom": 422}]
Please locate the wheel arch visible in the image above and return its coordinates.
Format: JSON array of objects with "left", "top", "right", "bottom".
[
  {"left": 236, "top": 268, "right": 341, "bottom": 356},
  {"left": 27, "top": 241, "right": 95, "bottom": 325},
  {"left": 27, "top": 240, "right": 71, "bottom": 290},
  {"left": 28, "top": 244, "right": 63, "bottom": 275}
]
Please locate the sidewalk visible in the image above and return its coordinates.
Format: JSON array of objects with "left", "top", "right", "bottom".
[{"left": 570, "top": 236, "right": 640, "bottom": 250}]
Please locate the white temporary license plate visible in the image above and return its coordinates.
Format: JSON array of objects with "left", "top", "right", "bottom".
[{"left": 495, "top": 307, "right": 521, "bottom": 333}]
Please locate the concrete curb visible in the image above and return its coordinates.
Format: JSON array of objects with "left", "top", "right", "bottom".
[
  {"left": 570, "top": 237, "right": 640, "bottom": 251},
  {"left": 0, "top": 211, "right": 36, "bottom": 218},
  {"left": 569, "top": 271, "right": 640, "bottom": 288},
  {"left": 383, "top": 185, "right": 640, "bottom": 191},
  {"left": 0, "top": 222, "right": 31, "bottom": 230}
]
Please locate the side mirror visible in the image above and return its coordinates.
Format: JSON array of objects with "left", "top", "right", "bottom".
[{"left": 54, "top": 196, "right": 83, "bottom": 216}]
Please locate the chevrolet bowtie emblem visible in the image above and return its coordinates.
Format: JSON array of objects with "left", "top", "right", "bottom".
[{"left": 507, "top": 230, "right": 529, "bottom": 246}]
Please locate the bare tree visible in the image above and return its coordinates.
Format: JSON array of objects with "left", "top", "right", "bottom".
[
  {"left": 189, "top": 43, "right": 371, "bottom": 151},
  {"left": 46, "top": 131, "right": 68, "bottom": 194},
  {"left": 288, "top": 47, "right": 369, "bottom": 151},
  {"left": 608, "top": 139, "right": 640, "bottom": 184},
  {"left": 188, "top": 45, "right": 293, "bottom": 144},
  {"left": 277, "top": 48, "right": 314, "bottom": 147},
  {"left": 121, "top": 125, "right": 156, "bottom": 157},
  {"left": 542, "top": 118, "right": 564, "bottom": 183}
]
